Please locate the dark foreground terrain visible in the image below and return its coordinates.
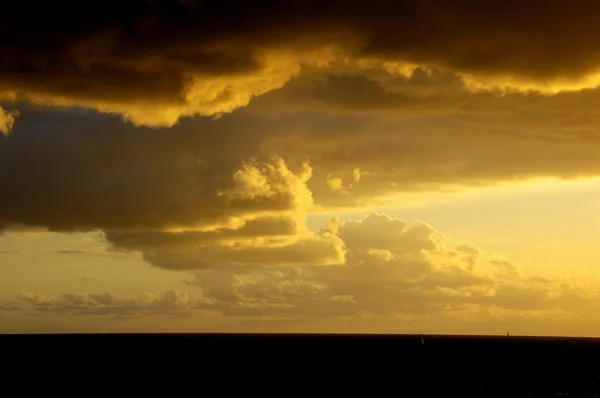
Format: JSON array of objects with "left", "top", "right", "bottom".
[{"left": 4, "top": 333, "right": 600, "bottom": 397}]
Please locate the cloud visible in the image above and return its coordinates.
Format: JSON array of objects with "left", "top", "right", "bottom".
[
  {"left": 247, "top": 66, "right": 600, "bottom": 208},
  {"left": 5, "top": 1, "right": 600, "bottom": 126},
  {"left": 4, "top": 1, "right": 600, "bottom": 331},
  {"left": 0, "top": 108, "right": 350, "bottom": 267},
  {"left": 3, "top": 91, "right": 600, "bottom": 247},
  {"left": 0, "top": 109, "right": 314, "bottom": 232},
  {"left": 1, "top": 1, "right": 344, "bottom": 126},
  {"left": 123, "top": 228, "right": 346, "bottom": 270},
  {"left": 180, "top": 213, "right": 600, "bottom": 317},
  {"left": 0, "top": 107, "right": 18, "bottom": 136},
  {"left": 0, "top": 304, "right": 21, "bottom": 312},
  {"left": 18, "top": 290, "right": 193, "bottom": 316},
  {"left": 2, "top": 67, "right": 600, "bottom": 293},
  {"left": 6, "top": 213, "right": 600, "bottom": 321}
]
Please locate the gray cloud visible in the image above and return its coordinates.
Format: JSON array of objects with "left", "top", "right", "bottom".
[
  {"left": 4, "top": 79, "right": 600, "bottom": 250},
  {"left": 0, "top": 108, "right": 293, "bottom": 231}
]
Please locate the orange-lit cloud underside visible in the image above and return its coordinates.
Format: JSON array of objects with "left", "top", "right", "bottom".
[
  {"left": 4, "top": 0, "right": 600, "bottom": 126},
  {"left": 3, "top": 0, "right": 600, "bottom": 329}
]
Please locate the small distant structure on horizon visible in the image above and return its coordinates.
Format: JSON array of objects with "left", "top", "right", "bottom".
[
  {"left": 421, "top": 333, "right": 425, "bottom": 345},
  {"left": 507, "top": 332, "right": 510, "bottom": 337}
]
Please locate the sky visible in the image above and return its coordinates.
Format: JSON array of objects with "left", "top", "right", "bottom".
[{"left": 3, "top": 0, "right": 600, "bottom": 335}]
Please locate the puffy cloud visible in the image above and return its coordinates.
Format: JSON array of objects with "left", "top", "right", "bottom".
[
  {"left": 18, "top": 290, "right": 193, "bottom": 316},
  {"left": 2, "top": 100, "right": 600, "bottom": 265},
  {"left": 248, "top": 66, "right": 600, "bottom": 208},
  {"left": 4, "top": 77, "right": 600, "bottom": 244},
  {"left": 0, "top": 1, "right": 345, "bottom": 126},
  {"left": 336, "top": 213, "right": 444, "bottom": 253},
  {"left": 5, "top": 1, "right": 600, "bottom": 126},
  {"left": 6, "top": 213, "right": 600, "bottom": 321},
  {"left": 0, "top": 109, "right": 349, "bottom": 269},
  {"left": 181, "top": 213, "right": 600, "bottom": 317},
  {"left": 0, "top": 109, "right": 315, "bottom": 232},
  {"left": 4, "top": 1, "right": 600, "bottom": 330}
]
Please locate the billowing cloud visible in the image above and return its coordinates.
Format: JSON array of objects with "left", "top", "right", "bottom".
[
  {"left": 178, "top": 213, "right": 600, "bottom": 317},
  {"left": 3, "top": 2, "right": 600, "bottom": 227},
  {"left": 5, "top": 1, "right": 600, "bottom": 126},
  {"left": 4, "top": 1, "right": 600, "bottom": 334},
  {"left": 6, "top": 213, "right": 600, "bottom": 322},
  {"left": 0, "top": 109, "right": 312, "bottom": 232},
  {"left": 249, "top": 66, "right": 600, "bottom": 208},
  {"left": 3, "top": 89, "right": 600, "bottom": 240},
  {"left": 0, "top": 108, "right": 351, "bottom": 267}
]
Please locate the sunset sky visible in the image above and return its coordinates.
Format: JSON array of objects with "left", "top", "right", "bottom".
[{"left": 3, "top": 0, "right": 600, "bottom": 335}]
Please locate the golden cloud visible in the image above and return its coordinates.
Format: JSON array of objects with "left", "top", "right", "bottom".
[
  {"left": 5, "top": 1, "right": 600, "bottom": 126},
  {"left": 4, "top": 1, "right": 600, "bottom": 332},
  {"left": 180, "top": 213, "right": 600, "bottom": 317},
  {"left": 10, "top": 213, "right": 597, "bottom": 320},
  {"left": 3, "top": 86, "right": 600, "bottom": 236},
  {"left": 245, "top": 65, "right": 600, "bottom": 208},
  {"left": 17, "top": 290, "right": 192, "bottom": 316}
]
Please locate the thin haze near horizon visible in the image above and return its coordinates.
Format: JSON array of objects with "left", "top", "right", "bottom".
[{"left": 3, "top": 0, "right": 600, "bottom": 335}]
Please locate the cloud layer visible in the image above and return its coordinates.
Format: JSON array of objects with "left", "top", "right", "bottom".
[
  {"left": 3, "top": 81, "right": 600, "bottom": 236},
  {"left": 8, "top": 213, "right": 599, "bottom": 321},
  {"left": 17, "top": 290, "right": 192, "bottom": 316},
  {"left": 183, "top": 213, "right": 600, "bottom": 317},
  {"left": 5, "top": 1, "right": 600, "bottom": 126},
  {"left": 3, "top": 1, "right": 600, "bottom": 329}
]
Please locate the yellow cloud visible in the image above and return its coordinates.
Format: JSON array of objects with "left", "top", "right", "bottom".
[
  {"left": 18, "top": 290, "right": 192, "bottom": 316},
  {"left": 5, "top": 211, "right": 600, "bottom": 326},
  {"left": 7, "top": 1, "right": 600, "bottom": 124},
  {"left": 172, "top": 213, "right": 600, "bottom": 317},
  {"left": 7, "top": 1, "right": 600, "bottom": 333}
]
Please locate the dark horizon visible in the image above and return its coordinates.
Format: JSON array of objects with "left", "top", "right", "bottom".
[
  {"left": 7, "top": 332, "right": 600, "bottom": 396},
  {"left": 5, "top": 332, "right": 600, "bottom": 339}
]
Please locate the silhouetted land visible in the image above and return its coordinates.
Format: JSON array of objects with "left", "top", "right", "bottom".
[{"left": 5, "top": 333, "right": 600, "bottom": 397}]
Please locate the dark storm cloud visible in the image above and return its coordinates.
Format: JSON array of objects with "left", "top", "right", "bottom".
[
  {"left": 0, "top": 106, "right": 268, "bottom": 231},
  {"left": 4, "top": 0, "right": 600, "bottom": 326},
  {"left": 3, "top": 1, "right": 600, "bottom": 125},
  {"left": 4, "top": 81, "right": 600, "bottom": 236},
  {"left": 0, "top": 106, "right": 347, "bottom": 267}
]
